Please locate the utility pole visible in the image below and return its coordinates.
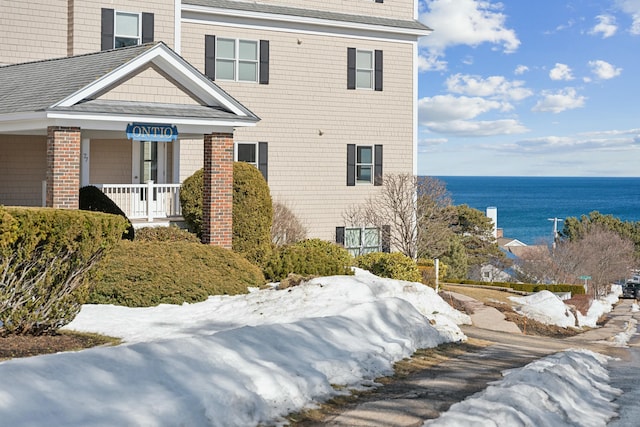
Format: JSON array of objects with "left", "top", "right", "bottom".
[{"left": 548, "top": 217, "right": 563, "bottom": 239}]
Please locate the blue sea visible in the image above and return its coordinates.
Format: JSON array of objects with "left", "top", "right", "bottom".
[{"left": 435, "top": 176, "right": 640, "bottom": 245}]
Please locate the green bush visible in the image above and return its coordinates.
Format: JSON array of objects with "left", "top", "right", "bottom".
[
  {"left": 264, "top": 239, "right": 353, "bottom": 282},
  {"left": 135, "top": 226, "right": 199, "bottom": 242},
  {"left": 89, "top": 240, "right": 265, "bottom": 307},
  {"left": 0, "top": 207, "right": 127, "bottom": 335},
  {"left": 179, "top": 169, "right": 204, "bottom": 237},
  {"left": 79, "top": 185, "right": 134, "bottom": 240},
  {"left": 232, "top": 162, "right": 273, "bottom": 266},
  {"left": 417, "top": 258, "right": 448, "bottom": 286},
  {"left": 180, "top": 163, "right": 273, "bottom": 266},
  {"left": 356, "top": 252, "right": 422, "bottom": 282}
]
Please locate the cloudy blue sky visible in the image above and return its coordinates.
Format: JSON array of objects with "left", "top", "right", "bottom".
[{"left": 417, "top": 0, "right": 640, "bottom": 177}]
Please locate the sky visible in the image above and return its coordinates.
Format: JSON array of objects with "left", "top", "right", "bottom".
[
  {"left": 416, "top": 0, "right": 640, "bottom": 177},
  {"left": 0, "top": 269, "right": 629, "bottom": 426}
]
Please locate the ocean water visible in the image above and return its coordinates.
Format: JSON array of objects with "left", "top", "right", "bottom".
[{"left": 435, "top": 176, "right": 640, "bottom": 245}]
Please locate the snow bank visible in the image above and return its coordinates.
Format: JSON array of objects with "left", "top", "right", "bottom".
[
  {"left": 424, "top": 349, "right": 622, "bottom": 427},
  {"left": 0, "top": 271, "right": 468, "bottom": 427},
  {"left": 509, "top": 290, "right": 576, "bottom": 328}
]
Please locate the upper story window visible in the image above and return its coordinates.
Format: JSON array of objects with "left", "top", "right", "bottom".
[
  {"left": 356, "top": 50, "right": 374, "bottom": 89},
  {"left": 347, "top": 144, "right": 383, "bottom": 186},
  {"left": 101, "top": 8, "right": 154, "bottom": 51},
  {"left": 217, "top": 39, "right": 259, "bottom": 82},
  {"left": 347, "top": 48, "right": 383, "bottom": 91},
  {"left": 115, "top": 12, "right": 141, "bottom": 48},
  {"left": 356, "top": 146, "right": 373, "bottom": 183},
  {"left": 205, "top": 36, "right": 270, "bottom": 84}
]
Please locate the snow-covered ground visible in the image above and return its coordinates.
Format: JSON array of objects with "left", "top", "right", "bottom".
[{"left": 0, "top": 269, "right": 630, "bottom": 426}]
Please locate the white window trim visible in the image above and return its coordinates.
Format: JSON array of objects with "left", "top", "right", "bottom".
[
  {"left": 345, "top": 226, "right": 381, "bottom": 257},
  {"left": 234, "top": 142, "right": 259, "bottom": 167},
  {"left": 356, "top": 145, "right": 374, "bottom": 184},
  {"left": 114, "top": 11, "right": 142, "bottom": 48},
  {"left": 216, "top": 38, "right": 259, "bottom": 82},
  {"left": 356, "top": 49, "right": 374, "bottom": 90}
]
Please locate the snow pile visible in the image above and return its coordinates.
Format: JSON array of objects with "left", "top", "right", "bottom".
[
  {"left": 576, "top": 299, "right": 614, "bottom": 328},
  {"left": 509, "top": 290, "right": 576, "bottom": 328},
  {"left": 632, "top": 302, "right": 639, "bottom": 313},
  {"left": 0, "top": 270, "right": 467, "bottom": 427},
  {"left": 609, "top": 318, "right": 638, "bottom": 347},
  {"left": 424, "top": 349, "right": 622, "bottom": 427}
]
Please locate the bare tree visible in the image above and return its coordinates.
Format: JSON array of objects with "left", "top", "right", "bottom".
[
  {"left": 271, "top": 201, "right": 307, "bottom": 246},
  {"left": 343, "top": 174, "right": 454, "bottom": 259},
  {"left": 517, "top": 225, "right": 635, "bottom": 295}
]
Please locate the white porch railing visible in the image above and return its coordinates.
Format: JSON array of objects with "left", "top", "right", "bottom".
[{"left": 95, "top": 181, "right": 182, "bottom": 222}]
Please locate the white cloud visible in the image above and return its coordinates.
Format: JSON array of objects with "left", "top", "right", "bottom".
[
  {"left": 616, "top": 0, "right": 640, "bottom": 34},
  {"left": 418, "top": 52, "right": 447, "bottom": 72},
  {"left": 588, "top": 60, "right": 623, "bottom": 79},
  {"left": 418, "top": 95, "right": 503, "bottom": 122},
  {"left": 424, "top": 119, "right": 529, "bottom": 136},
  {"left": 589, "top": 15, "right": 618, "bottom": 38},
  {"left": 514, "top": 65, "right": 529, "bottom": 75},
  {"left": 532, "top": 88, "right": 586, "bottom": 113},
  {"left": 446, "top": 74, "right": 533, "bottom": 101},
  {"left": 419, "top": 0, "right": 520, "bottom": 69},
  {"left": 549, "top": 63, "right": 574, "bottom": 81}
]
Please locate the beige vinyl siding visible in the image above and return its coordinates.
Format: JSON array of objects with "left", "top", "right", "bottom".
[
  {"left": 0, "top": 136, "right": 47, "bottom": 206},
  {"left": 225, "top": 0, "right": 416, "bottom": 21},
  {"left": 0, "top": 0, "right": 67, "bottom": 65},
  {"left": 181, "top": 23, "right": 415, "bottom": 241},
  {"left": 89, "top": 139, "right": 132, "bottom": 184},
  {"left": 179, "top": 138, "right": 205, "bottom": 182},
  {"left": 97, "top": 66, "right": 201, "bottom": 105},
  {"left": 69, "top": 0, "right": 176, "bottom": 55}
]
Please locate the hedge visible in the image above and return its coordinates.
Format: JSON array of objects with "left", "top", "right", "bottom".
[
  {"left": 89, "top": 240, "right": 266, "bottom": 307},
  {"left": 355, "top": 252, "right": 422, "bottom": 282},
  {"left": 0, "top": 207, "right": 128, "bottom": 335},
  {"left": 456, "top": 279, "right": 586, "bottom": 295}
]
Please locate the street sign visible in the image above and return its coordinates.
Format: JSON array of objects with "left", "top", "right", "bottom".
[{"left": 578, "top": 275, "right": 591, "bottom": 280}]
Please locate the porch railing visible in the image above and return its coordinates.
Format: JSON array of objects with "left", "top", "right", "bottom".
[{"left": 95, "top": 181, "right": 182, "bottom": 222}]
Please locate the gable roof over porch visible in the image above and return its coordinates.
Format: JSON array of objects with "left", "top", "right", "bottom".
[{"left": 0, "top": 42, "right": 259, "bottom": 137}]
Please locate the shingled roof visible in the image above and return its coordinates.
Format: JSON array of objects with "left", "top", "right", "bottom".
[
  {"left": 184, "top": 0, "right": 432, "bottom": 34},
  {"left": 0, "top": 42, "right": 258, "bottom": 122}
]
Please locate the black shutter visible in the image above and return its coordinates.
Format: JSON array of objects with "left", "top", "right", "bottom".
[
  {"left": 347, "top": 48, "right": 356, "bottom": 90},
  {"left": 101, "top": 8, "right": 114, "bottom": 51},
  {"left": 374, "top": 145, "right": 383, "bottom": 186},
  {"left": 375, "top": 50, "right": 383, "bottom": 91},
  {"left": 258, "top": 142, "right": 268, "bottom": 181},
  {"left": 142, "top": 13, "right": 154, "bottom": 44},
  {"left": 375, "top": 0, "right": 384, "bottom": 3},
  {"left": 205, "top": 35, "right": 216, "bottom": 80},
  {"left": 381, "top": 225, "right": 391, "bottom": 253},
  {"left": 259, "top": 40, "right": 270, "bottom": 84},
  {"left": 336, "top": 227, "right": 345, "bottom": 245},
  {"left": 347, "top": 144, "right": 356, "bottom": 186}
]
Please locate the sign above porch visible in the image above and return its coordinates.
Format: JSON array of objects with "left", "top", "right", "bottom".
[{"left": 126, "top": 122, "right": 178, "bottom": 142}]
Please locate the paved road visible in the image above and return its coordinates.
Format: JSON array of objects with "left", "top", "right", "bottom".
[{"left": 298, "top": 299, "right": 637, "bottom": 427}]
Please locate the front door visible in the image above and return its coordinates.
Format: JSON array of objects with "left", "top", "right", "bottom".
[{"left": 132, "top": 141, "right": 168, "bottom": 218}]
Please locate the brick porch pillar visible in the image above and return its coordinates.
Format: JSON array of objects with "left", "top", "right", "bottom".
[
  {"left": 46, "top": 126, "right": 81, "bottom": 209},
  {"left": 202, "top": 132, "right": 234, "bottom": 248}
]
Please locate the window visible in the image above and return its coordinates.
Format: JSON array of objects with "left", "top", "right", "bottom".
[
  {"left": 235, "top": 142, "right": 268, "bottom": 181},
  {"left": 347, "top": 48, "right": 383, "bottom": 91},
  {"left": 356, "top": 146, "right": 373, "bottom": 184},
  {"left": 336, "top": 226, "right": 390, "bottom": 256},
  {"left": 205, "top": 36, "right": 269, "bottom": 84},
  {"left": 101, "top": 9, "right": 153, "bottom": 51},
  {"left": 347, "top": 144, "right": 383, "bottom": 186}
]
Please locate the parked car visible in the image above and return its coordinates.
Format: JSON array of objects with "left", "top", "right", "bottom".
[{"left": 622, "top": 282, "right": 639, "bottom": 299}]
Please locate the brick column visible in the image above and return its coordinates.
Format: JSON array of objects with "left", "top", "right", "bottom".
[
  {"left": 46, "top": 126, "right": 81, "bottom": 209},
  {"left": 202, "top": 132, "right": 234, "bottom": 248}
]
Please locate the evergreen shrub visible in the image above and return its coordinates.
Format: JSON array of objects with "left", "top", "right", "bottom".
[
  {"left": 79, "top": 185, "right": 134, "bottom": 240},
  {"left": 356, "top": 252, "right": 422, "bottom": 282},
  {"left": 417, "top": 258, "right": 448, "bottom": 286},
  {"left": 264, "top": 239, "right": 353, "bottom": 282},
  {"left": 179, "top": 163, "right": 273, "bottom": 266},
  {"left": 135, "top": 226, "right": 199, "bottom": 242},
  {"left": 0, "top": 206, "right": 127, "bottom": 335},
  {"left": 89, "top": 240, "right": 265, "bottom": 307}
]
